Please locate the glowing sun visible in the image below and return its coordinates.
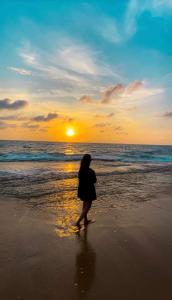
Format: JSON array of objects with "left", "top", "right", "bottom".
[{"left": 66, "top": 128, "right": 75, "bottom": 137}]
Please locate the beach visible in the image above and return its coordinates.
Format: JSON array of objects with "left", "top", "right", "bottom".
[
  {"left": 1, "top": 191, "right": 172, "bottom": 300},
  {"left": 0, "top": 141, "right": 172, "bottom": 300}
]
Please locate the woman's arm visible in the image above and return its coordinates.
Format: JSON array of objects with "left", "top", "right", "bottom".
[{"left": 89, "top": 169, "right": 97, "bottom": 183}]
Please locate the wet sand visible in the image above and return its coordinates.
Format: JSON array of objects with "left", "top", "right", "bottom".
[{"left": 1, "top": 194, "right": 172, "bottom": 300}]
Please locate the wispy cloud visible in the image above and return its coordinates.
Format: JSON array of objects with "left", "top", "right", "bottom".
[
  {"left": 0, "top": 114, "right": 28, "bottom": 122},
  {"left": 56, "top": 45, "right": 98, "bottom": 76},
  {"left": 163, "top": 111, "right": 172, "bottom": 118},
  {"left": 98, "top": 0, "right": 172, "bottom": 44},
  {"left": 95, "top": 113, "right": 115, "bottom": 118},
  {"left": 62, "top": 116, "right": 75, "bottom": 123},
  {"left": 18, "top": 39, "right": 121, "bottom": 101},
  {"left": 149, "top": 0, "right": 172, "bottom": 11},
  {"left": 79, "top": 95, "right": 95, "bottom": 104},
  {"left": 0, "top": 121, "right": 17, "bottom": 129},
  {"left": 107, "top": 112, "right": 115, "bottom": 118},
  {"left": 102, "top": 84, "right": 125, "bottom": 104},
  {"left": 0, "top": 98, "right": 28, "bottom": 110},
  {"left": 8, "top": 67, "right": 32, "bottom": 76},
  {"left": 79, "top": 80, "right": 163, "bottom": 104},
  {"left": 93, "top": 122, "right": 126, "bottom": 135},
  {"left": 113, "top": 126, "right": 123, "bottom": 131},
  {"left": 94, "top": 122, "right": 111, "bottom": 128},
  {"left": 20, "top": 52, "right": 37, "bottom": 65},
  {"left": 126, "top": 80, "right": 143, "bottom": 94},
  {"left": 31, "top": 113, "right": 58, "bottom": 122},
  {"left": 0, "top": 115, "right": 19, "bottom": 121},
  {"left": 20, "top": 41, "right": 93, "bottom": 75},
  {"left": 21, "top": 122, "right": 40, "bottom": 129}
]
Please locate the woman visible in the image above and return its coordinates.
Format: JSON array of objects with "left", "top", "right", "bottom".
[{"left": 76, "top": 154, "right": 97, "bottom": 228}]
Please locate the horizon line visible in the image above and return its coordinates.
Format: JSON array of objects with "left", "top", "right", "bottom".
[{"left": 0, "top": 138, "right": 172, "bottom": 147}]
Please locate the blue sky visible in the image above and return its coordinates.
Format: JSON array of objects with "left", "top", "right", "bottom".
[{"left": 0, "top": 0, "right": 172, "bottom": 144}]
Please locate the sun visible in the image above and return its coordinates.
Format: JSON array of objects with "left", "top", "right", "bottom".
[{"left": 66, "top": 128, "right": 75, "bottom": 137}]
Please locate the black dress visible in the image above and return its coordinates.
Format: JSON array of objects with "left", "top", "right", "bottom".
[{"left": 77, "top": 168, "right": 97, "bottom": 201}]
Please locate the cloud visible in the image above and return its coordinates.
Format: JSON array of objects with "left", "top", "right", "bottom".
[
  {"left": 124, "top": 0, "right": 172, "bottom": 38},
  {"left": 0, "top": 98, "right": 28, "bottom": 110},
  {"left": 126, "top": 106, "right": 138, "bottom": 112},
  {"left": 112, "top": 125, "right": 128, "bottom": 135},
  {"left": 31, "top": 113, "right": 58, "bottom": 122},
  {"left": 98, "top": 18, "right": 122, "bottom": 44},
  {"left": 79, "top": 95, "right": 95, "bottom": 104},
  {"left": 163, "top": 111, "right": 172, "bottom": 118},
  {"left": 98, "top": 0, "right": 172, "bottom": 44},
  {"left": 19, "top": 46, "right": 96, "bottom": 91},
  {"left": 107, "top": 112, "right": 115, "bottom": 118},
  {"left": 57, "top": 45, "right": 98, "bottom": 76},
  {"left": 113, "top": 126, "right": 123, "bottom": 131},
  {"left": 22, "top": 123, "right": 40, "bottom": 129},
  {"left": 8, "top": 67, "right": 32, "bottom": 76},
  {"left": 94, "top": 122, "right": 126, "bottom": 135},
  {"left": 101, "top": 84, "right": 125, "bottom": 104},
  {"left": 96, "top": 1, "right": 140, "bottom": 44},
  {"left": 39, "top": 127, "right": 49, "bottom": 132},
  {"left": 126, "top": 80, "right": 143, "bottom": 94},
  {"left": 0, "top": 121, "right": 17, "bottom": 129},
  {"left": 52, "top": 42, "right": 117, "bottom": 78},
  {"left": 62, "top": 116, "right": 75, "bottom": 123},
  {"left": 20, "top": 52, "right": 36, "bottom": 65},
  {"left": 21, "top": 122, "right": 49, "bottom": 131},
  {"left": 149, "top": 0, "right": 172, "bottom": 12},
  {"left": 0, "top": 121, "right": 7, "bottom": 129},
  {"left": 0, "top": 115, "right": 18, "bottom": 121},
  {"left": 21, "top": 45, "right": 99, "bottom": 76},
  {"left": 79, "top": 80, "right": 164, "bottom": 105},
  {"left": 0, "top": 114, "right": 27, "bottom": 121},
  {"left": 95, "top": 112, "right": 115, "bottom": 118},
  {"left": 18, "top": 39, "right": 121, "bottom": 101},
  {"left": 124, "top": 0, "right": 141, "bottom": 40},
  {"left": 94, "top": 122, "right": 111, "bottom": 128}
]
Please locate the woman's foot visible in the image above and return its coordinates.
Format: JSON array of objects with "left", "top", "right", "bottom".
[
  {"left": 84, "top": 219, "right": 92, "bottom": 226},
  {"left": 75, "top": 222, "right": 81, "bottom": 229}
]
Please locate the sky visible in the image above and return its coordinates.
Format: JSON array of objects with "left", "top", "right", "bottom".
[{"left": 0, "top": 0, "right": 172, "bottom": 144}]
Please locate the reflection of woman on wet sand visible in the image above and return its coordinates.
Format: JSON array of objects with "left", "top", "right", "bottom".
[
  {"left": 76, "top": 154, "right": 97, "bottom": 228},
  {"left": 74, "top": 228, "right": 96, "bottom": 299}
]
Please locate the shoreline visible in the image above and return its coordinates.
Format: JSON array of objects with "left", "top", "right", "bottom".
[{"left": 1, "top": 192, "right": 172, "bottom": 300}]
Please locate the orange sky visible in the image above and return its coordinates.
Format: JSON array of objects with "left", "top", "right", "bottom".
[{"left": 1, "top": 97, "right": 171, "bottom": 145}]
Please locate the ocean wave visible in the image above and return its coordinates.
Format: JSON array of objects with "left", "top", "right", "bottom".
[
  {"left": 0, "top": 164, "right": 172, "bottom": 199},
  {"left": 0, "top": 152, "right": 81, "bottom": 162},
  {"left": 0, "top": 141, "right": 172, "bottom": 164},
  {"left": 0, "top": 163, "right": 172, "bottom": 184},
  {"left": 0, "top": 151, "right": 172, "bottom": 163}
]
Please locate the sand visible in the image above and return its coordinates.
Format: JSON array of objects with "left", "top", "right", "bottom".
[{"left": 1, "top": 194, "right": 172, "bottom": 300}]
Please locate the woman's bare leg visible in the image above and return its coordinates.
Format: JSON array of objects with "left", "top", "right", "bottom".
[
  {"left": 76, "top": 201, "right": 92, "bottom": 227},
  {"left": 84, "top": 201, "right": 92, "bottom": 225}
]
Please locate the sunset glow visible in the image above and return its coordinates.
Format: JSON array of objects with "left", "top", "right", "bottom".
[
  {"left": 0, "top": 1, "right": 172, "bottom": 144},
  {"left": 66, "top": 128, "right": 75, "bottom": 137}
]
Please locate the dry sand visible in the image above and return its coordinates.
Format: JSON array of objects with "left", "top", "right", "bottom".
[{"left": 1, "top": 194, "right": 172, "bottom": 300}]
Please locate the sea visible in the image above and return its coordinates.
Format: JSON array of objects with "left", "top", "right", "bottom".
[{"left": 0, "top": 140, "right": 172, "bottom": 235}]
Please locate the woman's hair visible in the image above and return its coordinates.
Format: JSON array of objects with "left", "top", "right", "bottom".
[{"left": 80, "top": 154, "right": 91, "bottom": 170}]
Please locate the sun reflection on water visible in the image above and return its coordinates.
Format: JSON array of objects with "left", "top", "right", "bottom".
[
  {"left": 45, "top": 165, "right": 81, "bottom": 237},
  {"left": 63, "top": 162, "right": 78, "bottom": 173},
  {"left": 64, "top": 144, "right": 75, "bottom": 156},
  {"left": 54, "top": 193, "right": 80, "bottom": 238}
]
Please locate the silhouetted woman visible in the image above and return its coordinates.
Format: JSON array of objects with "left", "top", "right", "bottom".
[{"left": 76, "top": 154, "right": 97, "bottom": 228}]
